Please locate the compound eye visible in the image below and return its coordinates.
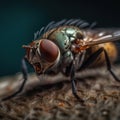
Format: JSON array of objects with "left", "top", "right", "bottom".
[{"left": 40, "top": 39, "right": 59, "bottom": 62}]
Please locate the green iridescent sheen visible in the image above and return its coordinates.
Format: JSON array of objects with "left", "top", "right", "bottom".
[
  {"left": 54, "top": 31, "right": 70, "bottom": 52},
  {"left": 53, "top": 27, "right": 81, "bottom": 53},
  {"left": 63, "top": 50, "right": 73, "bottom": 64}
]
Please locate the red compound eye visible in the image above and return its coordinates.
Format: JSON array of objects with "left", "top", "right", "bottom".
[{"left": 40, "top": 39, "right": 59, "bottom": 62}]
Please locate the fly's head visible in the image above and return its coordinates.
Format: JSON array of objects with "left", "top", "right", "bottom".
[{"left": 23, "top": 39, "right": 60, "bottom": 75}]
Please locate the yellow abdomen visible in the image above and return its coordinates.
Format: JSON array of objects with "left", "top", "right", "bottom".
[{"left": 86, "top": 42, "right": 118, "bottom": 67}]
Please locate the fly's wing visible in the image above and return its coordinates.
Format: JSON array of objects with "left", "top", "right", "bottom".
[{"left": 83, "top": 28, "right": 120, "bottom": 46}]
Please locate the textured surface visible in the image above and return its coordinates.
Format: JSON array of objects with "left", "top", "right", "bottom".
[{"left": 0, "top": 66, "right": 120, "bottom": 120}]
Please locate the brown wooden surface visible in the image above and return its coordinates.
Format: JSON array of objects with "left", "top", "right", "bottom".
[{"left": 0, "top": 66, "right": 120, "bottom": 120}]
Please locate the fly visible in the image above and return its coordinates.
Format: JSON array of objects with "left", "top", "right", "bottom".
[{"left": 2, "top": 19, "right": 120, "bottom": 101}]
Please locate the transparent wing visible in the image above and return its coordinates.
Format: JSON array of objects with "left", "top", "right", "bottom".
[{"left": 83, "top": 28, "right": 120, "bottom": 46}]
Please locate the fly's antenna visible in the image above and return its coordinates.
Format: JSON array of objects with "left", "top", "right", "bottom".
[{"left": 22, "top": 45, "right": 33, "bottom": 49}]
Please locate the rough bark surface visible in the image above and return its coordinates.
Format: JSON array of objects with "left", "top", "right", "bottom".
[{"left": 0, "top": 66, "right": 120, "bottom": 120}]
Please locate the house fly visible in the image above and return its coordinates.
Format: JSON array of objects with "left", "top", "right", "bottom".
[{"left": 2, "top": 19, "right": 120, "bottom": 101}]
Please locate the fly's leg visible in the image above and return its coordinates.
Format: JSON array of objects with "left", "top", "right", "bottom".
[
  {"left": 103, "top": 48, "right": 120, "bottom": 82},
  {"left": 70, "top": 61, "right": 84, "bottom": 102},
  {"left": 77, "top": 51, "right": 86, "bottom": 70},
  {"left": 79, "top": 48, "right": 104, "bottom": 70},
  {"left": 2, "top": 58, "right": 28, "bottom": 101},
  {"left": 80, "top": 48, "right": 120, "bottom": 82}
]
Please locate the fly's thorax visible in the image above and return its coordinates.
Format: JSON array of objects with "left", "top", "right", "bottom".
[
  {"left": 42, "top": 26, "right": 84, "bottom": 53},
  {"left": 23, "top": 39, "right": 60, "bottom": 74},
  {"left": 62, "top": 50, "right": 74, "bottom": 67}
]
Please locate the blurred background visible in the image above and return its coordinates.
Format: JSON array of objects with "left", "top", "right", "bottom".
[{"left": 0, "top": 0, "right": 120, "bottom": 76}]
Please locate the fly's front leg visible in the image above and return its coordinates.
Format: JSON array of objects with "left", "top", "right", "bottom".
[
  {"left": 22, "top": 58, "right": 28, "bottom": 81},
  {"left": 2, "top": 58, "right": 28, "bottom": 101}
]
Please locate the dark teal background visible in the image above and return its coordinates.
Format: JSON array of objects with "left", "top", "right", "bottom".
[{"left": 0, "top": 0, "right": 120, "bottom": 76}]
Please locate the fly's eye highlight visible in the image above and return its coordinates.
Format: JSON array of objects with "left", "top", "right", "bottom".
[{"left": 40, "top": 39, "right": 59, "bottom": 62}]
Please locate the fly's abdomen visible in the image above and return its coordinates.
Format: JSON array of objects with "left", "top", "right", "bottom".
[{"left": 85, "top": 42, "right": 118, "bottom": 67}]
